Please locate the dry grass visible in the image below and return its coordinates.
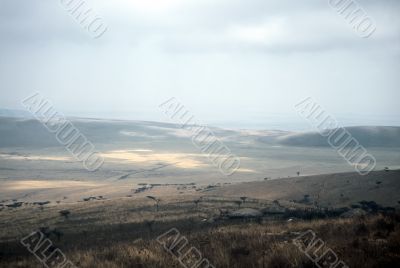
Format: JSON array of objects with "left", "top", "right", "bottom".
[{"left": 1, "top": 211, "right": 399, "bottom": 268}]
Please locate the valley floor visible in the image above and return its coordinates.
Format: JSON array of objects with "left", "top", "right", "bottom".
[{"left": 0, "top": 172, "right": 399, "bottom": 267}]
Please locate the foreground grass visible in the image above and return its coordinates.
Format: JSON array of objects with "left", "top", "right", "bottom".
[{"left": 1, "top": 212, "right": 399, "bottom": 268}]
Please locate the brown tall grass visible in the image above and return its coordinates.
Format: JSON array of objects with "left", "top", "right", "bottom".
[{"left": 1, "top": 213, "right": 399, "bottom": 267}]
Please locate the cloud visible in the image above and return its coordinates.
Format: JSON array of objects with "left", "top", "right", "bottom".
[
  {"left": 1, "top": 0, "right": 399, "bottom": 53},
  {"left": 0, "top": 0, "right": 399, "bottom": 128}
]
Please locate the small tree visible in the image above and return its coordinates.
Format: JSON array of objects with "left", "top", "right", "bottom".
[
  {"left": 315, "top": 193, "right": 321, "bottom": 210},
  {"left": 144, "top": 220, "right": 155, "bottom": 232},
  {"left": 240, "top": 197, "right": 247, "bottom": 205},
  {"left": 59, "top": 210, "right": 71, "bottom": 219},
  {"left": 297, "top": 171, "right": 300, "bottom": 176},
  {"left": 147, "top": 196, "right": 160, "bottom": 212},
  {"left": 39, "top": 227, "right": 51, "bottom": 238},
  {"left": 52, "top": 229, "right": 63, "bottom": 241},
  {"left": 234, "top": 200, "right": 242, "bottom": 208},
  {"left": 194, "top": 199, "right": 200, "bottom": 209},
  {"left": 303, "top": 195, "right": 310, "bottom": 203}
]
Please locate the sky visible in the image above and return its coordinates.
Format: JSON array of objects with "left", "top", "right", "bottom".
[{"left": 0, "top": 0, "right": 399, "bottom": 130}]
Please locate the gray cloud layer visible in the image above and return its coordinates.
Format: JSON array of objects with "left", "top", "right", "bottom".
[{"left": 0, "top": 0, "right": 399, "bottom": 128}]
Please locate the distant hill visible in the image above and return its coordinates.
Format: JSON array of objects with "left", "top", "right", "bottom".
[
  {"left": 1, "top": 116, "right": 399, "bottom": 149},
  {"left": 0, "top": 108, "right": 32, "bottom": 118},
  {"left": 0, "top": 116, "right": 221, "bottom": 148},
  {"left": 271, "top": 126, "right": 400, "bottom": 147},
  {"left": 0, "top": 116, "right": 177, "bottom": 148}
]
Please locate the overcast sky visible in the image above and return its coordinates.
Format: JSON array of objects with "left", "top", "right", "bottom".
[{"left": 0, "top": 0, "right": 399, "bottom": 129}]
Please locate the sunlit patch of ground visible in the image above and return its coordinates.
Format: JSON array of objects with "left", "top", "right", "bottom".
[
  {"left": 0, "top": 180, "right": 115, "bottom": 202},
  {"left": 127, "top": 149, "right": 154, "bottom": 152},
  {"left": 236, "top": 168, "right": 256, "bottom": 173},
  {"left": 0, "top": 153, "right": 71, "bottom": 161},
  {"left": 120, "top": 130, "right": 165, "bottom": 139},
  {"left": 100, "top": 150, "right": 208, "bottom": 169},
  {"left": 2, "top": 180, "right": 101, "bottom": 190}
]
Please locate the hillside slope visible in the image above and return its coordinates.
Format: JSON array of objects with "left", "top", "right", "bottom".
[
  {"left": 206, "top": 169, "right": 400, "bottom": 208},
  {"left": 271, "top": 126, "right": 400, "bottom": 147}
]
